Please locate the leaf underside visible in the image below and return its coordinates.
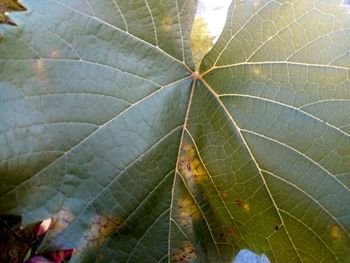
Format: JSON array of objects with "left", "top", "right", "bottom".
[{"left": 0, "top": 0, "right": 350, "bottom": 262}]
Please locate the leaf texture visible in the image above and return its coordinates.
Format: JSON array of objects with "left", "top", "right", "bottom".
[{"left": 0, "top": 0, "right": 350, "bottom": 262}]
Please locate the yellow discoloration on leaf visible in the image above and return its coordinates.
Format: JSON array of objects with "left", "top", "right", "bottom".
[
  {"left": 171, "top": 241, "right": 197, "bottom": 263},
  {"left": 330, "top": 224, "right": 344, "bottom": 240},
  {"left": 252, "top": 66, "right": 261, "bottom": 76},
  {"left": 235, "top": 198, "right": 250, "bottom": 211},
  {"left": 181, "top": 143, "right": 196, "bottom": 158},
  {"left": 77, "top": 214, "right": 122, "bottom": 255},
  {"left": 220, "top": 191, "right": 229, "bottom": 200},
  {"left": 178, "top": 141, "right": 208, "bottom": 184},
  {"left": 161, "top": 16, "right": 172, "bottom": 32},
  {"left": 88, "top": 215, "right": 122, "bottom": 246},
  {"left": 177, "top": 196, "right": 200, "bottom": 227}
]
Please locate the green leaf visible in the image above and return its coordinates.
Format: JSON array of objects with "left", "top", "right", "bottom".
[{"left": 1, "top": 0, "right": 350, "bottom": 262}]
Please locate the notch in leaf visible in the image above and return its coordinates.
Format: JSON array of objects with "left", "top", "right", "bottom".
[{"left": 0, "top": 0, "right": 26, "bottom": 25}]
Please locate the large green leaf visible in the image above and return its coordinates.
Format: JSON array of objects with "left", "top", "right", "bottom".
[{"left": 1, "top": 0, "right": 350, "bottom": 262}]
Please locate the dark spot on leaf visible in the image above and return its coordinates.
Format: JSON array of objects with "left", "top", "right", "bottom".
[
  {"left": 275, "top": 226, "right": 279, "bottom": 231},
  {"left": 235, "top": 198, "right": 250, "bottom": 211},
  {"left": 171, "top": 241, "right": 197, "bottom": 263}
]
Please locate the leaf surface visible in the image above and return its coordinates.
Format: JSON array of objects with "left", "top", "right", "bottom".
[{"left": 0, "top": 0, "right": 350, "bottom": 262}]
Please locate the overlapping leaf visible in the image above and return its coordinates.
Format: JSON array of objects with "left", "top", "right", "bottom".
[{"left": 0, "top": 0, "right": 349, "bottom": 262}]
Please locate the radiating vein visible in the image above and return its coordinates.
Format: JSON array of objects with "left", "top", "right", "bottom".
[
  {"left": 299, "top": 99, "right": 350, "bottom": 110},
  {"left": 185, "top": 127, "right": 247, "bottom": 240},
  {"left": 219, "top": 93, "right": 350, "bottom": 138},
  {"left": 47, "top": 0, "right": 187, "bottom": 67},
  {"left": 168, "top": 75, "right": 196, "bottom": 260},
  {"left": 212, "top": 0, "right": 273, "bottom": 67},
  {"left": 177, "top": 171, "right": 222, "bottom": 257},
  {"left": 286, "top": 27, "right": 350, "bottom": 61},
  {"left": 127, "top": 208, "right": 170, "bottom": 262},
  {"left": 3, "top": 76, "right": 190, "bottom": 197},
  {"left": 111, "top": 0, "right": 128, "bottom": 32},
  {"left": 95, "top": 169, "right": 174, "bottom": 262},
  {"left": 202, "top": 61, "right": 350, "bottom": 77},
  {"left": 262, "top": 169, "right": 349, "bottom": 237},
  {"left": 170, "top": 218, "right": 192, "bottom": 243},
  {"left": 242, "top": 129, "right": 350, "bottom": 193},
  {"left": 61, "top": 125, "right": 182, "bottom": 241},
  {"left": 279, "top": 209, "right": 339, "bottom": 262},
  {"left": 83, "top": 0, "right": 95, "bottom": 16},
  {"left": 245, "top": 7, "right": 315, "bottom": 62},
  {"left": 144, "top": 0, "right": 158, "bottom": 46},
  {"left": 0, "top": 58, "right": 164, "bottom": 87},
  {"left": 200, "top": 78, "right": 303, "bottom": 261}
]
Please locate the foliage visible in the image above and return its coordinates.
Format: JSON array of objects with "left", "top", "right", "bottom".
[
  {"left": 1, "top": 0, "right": 350, "bottom": 262},
  {"left": 190, "top": 16, "right": 213, "bottom": 69}
]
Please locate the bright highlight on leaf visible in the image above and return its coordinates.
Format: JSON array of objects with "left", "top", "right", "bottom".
[{"left": 1, "top": 0, "right": 350, "bottom": 262}]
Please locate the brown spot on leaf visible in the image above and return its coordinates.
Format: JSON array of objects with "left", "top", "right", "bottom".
[
  {"left": 235, "top": 198, "right": 250, "bottom": 211},
  {"left": 77, "top": 214, "right": 122, "bottom": 254},
  {"left": 215, "top": 226, "right": 238, "bottom": 242},
  {"left": 178, "top": 142, "right": 207, "bottom": 184},
  {"left": 171, "top": 241, "right": 197, "bottom": 263}
]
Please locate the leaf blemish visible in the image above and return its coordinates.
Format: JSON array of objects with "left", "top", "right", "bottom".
[
  {"left": 235, "top": 198, "right": 250, "bottom": 211},
  {"left": 161, "top": 16, "right": 172, "bottom": 32},
  {"left": 77, "top": 214, "right": 122, "bottom": 255},
  {"left": 177, "top": 196, "right": 200, "bottom": 227},
  {"left": 216, "top": 227, "right": 238, "bottom": 242},
  {"left": 171, "top": 241, "right": 197, "bottom": 263},
  {"left": 179, "top": 142, "right": 207, "bottom": 184},
  {"left": 330, "top": 224, "right": 344, "bottom": 241},
  {"left": 51, "top": 208, "right": 74, "bottom": 234}
]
